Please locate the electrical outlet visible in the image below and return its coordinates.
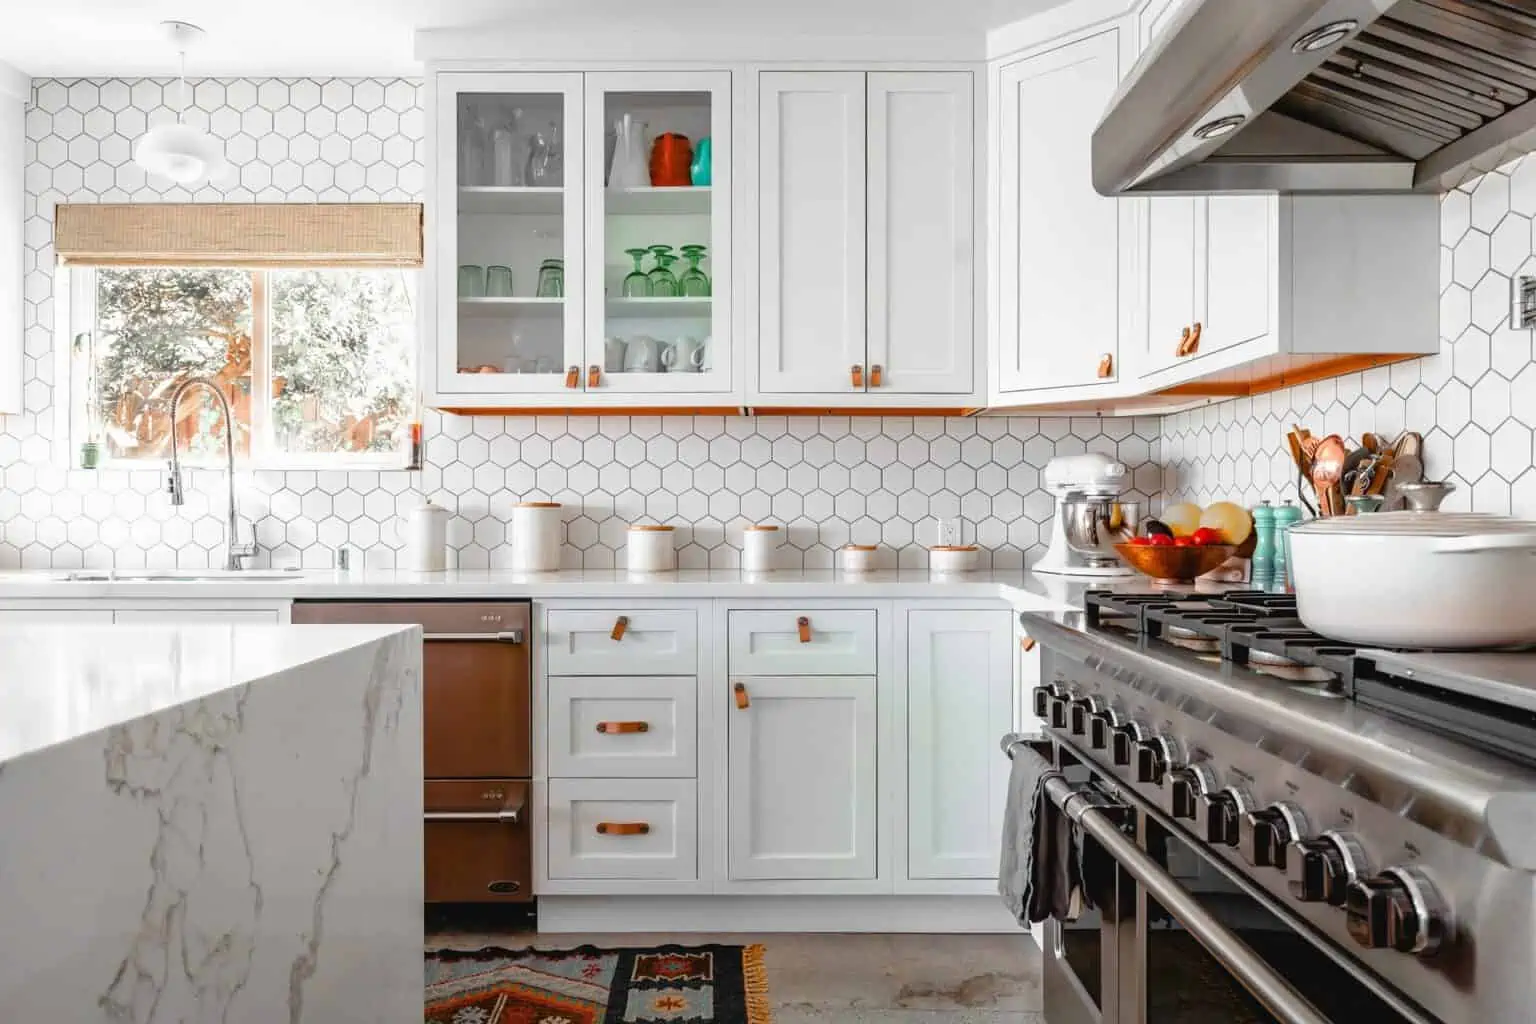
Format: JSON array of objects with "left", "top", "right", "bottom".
[{"left": 935, "top": 516, "right": 961, "bottom": 547}]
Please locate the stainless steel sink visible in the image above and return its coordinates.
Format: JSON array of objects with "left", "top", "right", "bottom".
[{"left": 61, "top": 569, "right": 311, "bottom": 582}]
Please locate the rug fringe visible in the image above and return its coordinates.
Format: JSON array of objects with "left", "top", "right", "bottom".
[{"left": 742, "top": 943, "right": 773, "bottom": 1024}]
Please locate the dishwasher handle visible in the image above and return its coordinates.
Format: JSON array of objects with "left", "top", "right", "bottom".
[{"left": 422, "top": 630, "right": 525, "bottom": 644}]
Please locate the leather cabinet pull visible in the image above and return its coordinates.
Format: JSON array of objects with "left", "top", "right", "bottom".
[
  {"left": 734, "top": 681, "right": 750, "bottom": 710},
  {"left": 850, "top": 364, "right": 864, "bottom": 389},
  {"left": 1096, "top": 353, "right": 1113, "bottom": 379},
  {"left": 611, "top": 615, "right": 629, "bottom": 641},
  {"left": 869, "top": 364, "right": 883, "bottom": 387},
  {"left": 595, "top": 822, "right": 651, "bottom": 836},
  {"left": 596, "top": 721, "right": 649, "bottom": 734},
  {"left": 1019, "top": 636, "right": 1037, "bottom": 653},
  {"left": 797, "top": 616, "right": 811, "bottom": 643},
  {"left": 1186, "top": 321, "right": 1202, "bottom": 355},
  {"left": 564, "top": 365, "right": 580, "bottom": 388},
  {"left": 588, "top": 364, "right": 601, "bottom": 388}
]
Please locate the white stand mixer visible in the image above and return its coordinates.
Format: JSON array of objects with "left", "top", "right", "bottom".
[{"left": 1034, "top": 452, "right": 1138, "bottom": 577}]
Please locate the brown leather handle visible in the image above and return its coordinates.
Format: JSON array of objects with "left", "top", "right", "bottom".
[
  {"left": 869, "top": 364, "right": 883, "bottom": 388},
  {"left": 850, "top": 364, "right": 864, "bottom": 389},
  {"left": 595, "top": 822, "right": 651, "bottom": 836},
  {"left": 1096, "top": 353, "right": 1113, "bottom": 379},
  {"left": 596, "top": 721, "right": 650, "bottom": 734},
  {"left": 611, "top": 615, "right": 629, "bottom": 641},
  {"left": 588, "top": 364, "right": 601, "bottom": 388},
  {"left": 797, "top": 616, "right": 811, "bottom": 643},
  {"left": 733, "top": 681, "right": 750, "bottom": 710},
  {"left": 1176, "top": 322, "right": 1202, "bottom": 357},
  {"left": 564, "top": 365, "right": 580, "bottom": 388},
  {"left": 1019, "top": 635, "right": 1037, "bottom": 653}
]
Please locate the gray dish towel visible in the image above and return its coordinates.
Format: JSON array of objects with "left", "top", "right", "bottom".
[{"left": 998, "top": 742, "right": 1086, "bottom": 925}]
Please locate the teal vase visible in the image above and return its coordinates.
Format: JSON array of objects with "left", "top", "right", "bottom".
[{"left": 690, "top": 137, "right": 712, "bottom": 187}]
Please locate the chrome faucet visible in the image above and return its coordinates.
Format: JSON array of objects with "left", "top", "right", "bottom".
[{"left": 164, "top": 378, "right": 258, "bottom": 571}]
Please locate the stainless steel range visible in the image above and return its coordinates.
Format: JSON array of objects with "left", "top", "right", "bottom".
[{"left": 1008, "top": 588, "right": 1536, "bottom": 1024}]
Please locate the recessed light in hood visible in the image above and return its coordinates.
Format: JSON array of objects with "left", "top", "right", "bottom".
[
  {"left": 1291, "top": 20, "right": 1359, "bottom": 54},
  {"left": 1192, "top": 114, "right": 1245, "bottom": 140}
]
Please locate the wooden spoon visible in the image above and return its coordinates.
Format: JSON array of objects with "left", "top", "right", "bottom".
[{"left": 1311, "top": 435, "right": 1347, "bottom": 516}]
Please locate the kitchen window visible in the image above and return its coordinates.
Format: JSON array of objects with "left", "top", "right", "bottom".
[{"left": 54, "top": 202, "right": 423, "bottom": 469}]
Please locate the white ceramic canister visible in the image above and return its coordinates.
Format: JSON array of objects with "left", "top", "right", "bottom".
[
  {"left": 626, "top": 524, "right": 677, "bottom": 572},
  {"left": 741, "top": 524, "right": 781, "bottom": 572},
  {"left": 841, "top": 544, "right": 878, "bottom": 573},
  {"left": 928, "top": 544, "right": 979, "bottom": 574},
  {"left": 406, "top": 500, "right": 450, "bottom": 572},
  {"left": 511, "top": 501, "right": 562, "bottom": 572}
]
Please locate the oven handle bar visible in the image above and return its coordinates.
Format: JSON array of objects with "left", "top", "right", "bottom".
[
  {"left": 422, "top": 631, "right": 525, "bottom": 644},
  {"left": 1038, "top": 771, "right": 1330, "bottom": 1024}
]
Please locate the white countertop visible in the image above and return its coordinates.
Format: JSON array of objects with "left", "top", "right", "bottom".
[{"left": 0, "top": 623, "right": 415, "bottom": 766}]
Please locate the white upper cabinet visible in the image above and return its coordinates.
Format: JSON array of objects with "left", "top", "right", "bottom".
[
  {"left": 993, "top": 25, "right": 1132, "bottom": 401},
  {"left": 0, "top": 64, "right": 22, "bottom": 416},
  {"left": 755, "top": 70, "right": 980, "bottom": 404},
  {"left": 756, "top": 72, "right": 869, "bottom": 397}
]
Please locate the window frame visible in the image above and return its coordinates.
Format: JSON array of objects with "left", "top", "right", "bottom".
[{"left": 58, "top": 264, "right": 417, "bottom": 471}]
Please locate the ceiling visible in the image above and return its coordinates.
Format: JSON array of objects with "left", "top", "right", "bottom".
[{"left": 0, "top": 0, "right": 1066, "bottom": 77}]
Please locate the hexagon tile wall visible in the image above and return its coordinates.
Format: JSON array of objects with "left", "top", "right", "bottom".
[
  {"left": 1163, "top": 161, "right": 1536, "bottom": 517},
  {"left": 1, "top": 78, "right": 1163, "bottom": 572}
]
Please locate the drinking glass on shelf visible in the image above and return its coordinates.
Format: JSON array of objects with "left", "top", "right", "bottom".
[
  {"left": 458, "top": 264, "right": 485, "bottom": 297},
  {"left": 536, "top": 258, "right": 565, "bottom": 298},
  {"left": 459, "top": 109, "right": 488, "bottom": 186},
  {"left": 622, "top": 249, "right": 652, "bottom": 298},
  {"left": 490, "top": 108, "right": 524, "bottom": 186},
  {"left": 545, "top": 121, "right": 564, "bottom": 186},
  {"left": 679, "top": 244, "right": 710, "bottom": 297},
  {"left": 486, "top": 265, "right": 514, "bottom": 297},
  {"left": 526, "top": 132, "right": 554, "bottom": 187},
  {"left": 648, "top": 246, "right": 678, "bottom": 297}
]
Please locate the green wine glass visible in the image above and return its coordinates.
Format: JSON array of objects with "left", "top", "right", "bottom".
[
  {"left": 678, "top": 244, "right": 710, "bottom": 297},
  {"left": 622, "top": 248, "right": 652, "bottom": 298},
  {"left": 648, "top": 246, "right": 679, "bottom": 297}
]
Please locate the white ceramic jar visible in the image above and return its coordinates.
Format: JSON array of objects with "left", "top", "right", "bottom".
[
  {"left": 511, "top": 501, "right": 562, "bottom": 572},
  {"left": 928, "top": 544, "right": 979, "bottom": 574},
  {"left": 742, "top": 524, "right": 781, "bottom": 572},
  {"left": 626, "top": 524, "right": 676, "bottom": 573},
  {"left": 840, "top": 544, "right": 878, "bottom": 573},
  {"left": 406, "top": 500, "right": 450, "bottom": 572}
]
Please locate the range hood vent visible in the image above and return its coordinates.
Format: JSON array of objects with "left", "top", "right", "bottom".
[{"left": 1094, "top": 0, "right": 1536, "bottom": 194}]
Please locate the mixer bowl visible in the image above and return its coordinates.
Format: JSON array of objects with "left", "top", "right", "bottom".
[{"left": 1061, "top": 498, "right": 1141, "bottom": 566}]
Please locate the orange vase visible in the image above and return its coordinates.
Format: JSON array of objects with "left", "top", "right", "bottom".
[{"left": 649, "top": 133, "right": 693, "bottom": 187}]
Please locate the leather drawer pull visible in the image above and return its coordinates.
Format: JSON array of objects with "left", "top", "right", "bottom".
[
  {"left": 850, "top": 364, "right": 864, "bottom": 388},
  {"left": 869, "top": 364, "right": 883, "bottom": 388},
  {"left": 564, "top": 365, "right": 580, "bottom": 388},
  {"left": 588, "top": 364, "right": 602, "bottom": 388},
  {"left": 611, "top": 615, "right": 629, "bottom": 641},
  {"left": 1176, "top": 322, "right": 1203, "bottom": 358},
  {"left": 1097, "top": 353, "right": 1113, "bottom": 379},
  {"left": 596, "top": 720, "right": 650, "bottom": 734},
  {"left": 1019, "top": 635, "right": 1037, "bottom": 652},
  {"left": 734, "top": 681, "right": 750, "bottom": 710},
  {"left": 596, "top": 821, "right": 651, "bottom": 836},
  {"left": 797, "top": 616, "right": 811, "bottom": 643}
]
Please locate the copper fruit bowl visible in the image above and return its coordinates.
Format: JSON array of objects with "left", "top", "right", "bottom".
[{"left": 1114, "top": 543, "right": 1236, "bottom": 585}]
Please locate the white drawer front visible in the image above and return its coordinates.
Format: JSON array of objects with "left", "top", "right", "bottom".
[
  {"left": 114, "top": 609, "right": 282, "bottom": 624},
  {"left": 547, "top": 778, "right": 697, "bottom": 880},
  {"left": 548, "top": 676, "right": 697, "bottom": 778},
  {"left": 545, "top": 609, "right": 697, "bottom": 675},
  {"left": 728, "top": 609, "right": 877, "bottom": 676}
]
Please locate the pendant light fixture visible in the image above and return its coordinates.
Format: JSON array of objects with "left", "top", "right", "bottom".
[{"left": 133, "top": 21, "right": 228, "bottom": 186}]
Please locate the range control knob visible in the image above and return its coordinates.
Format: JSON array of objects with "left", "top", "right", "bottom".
[
  {"left": 1197, "top": 786, "right": 1252, "bottom": 846},
  {"left": 1134, "top": 735, "right": 1180, "bottom": 786},
  {"left": 1241, "top": 803, "right": 1309, "bottom": 869},
  {"left": 1344, "top": 867, "right": 1451, "bottom": 957},
  {"left": 1166, "top": 763, "right": 1217, "bottom": 820},
  {"left": 1088, "top": 707, "right": 1124, "bottom": 751},
  {"left": 1287, "top": 831, "right": 1368, "bottom": 906},
  {"left": 1048, "top": 692, "right": 1073, "bottom": 730},
  {"left": 1031, "top": 684, "right": 1057, "bottom": 719},
  {"left": 1069, "top": 696, "right": 1103, "bottom": 736},
  {"left": 1111, "top": 721, "right": 1149, "bottom": 767}
]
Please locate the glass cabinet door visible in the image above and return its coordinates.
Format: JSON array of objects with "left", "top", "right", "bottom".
[
  {"left": 435, "top": 72, "right": 584, "bottom": 396},
  {"left": 583, "top": 72, "right": 731, "bottom": 395}
]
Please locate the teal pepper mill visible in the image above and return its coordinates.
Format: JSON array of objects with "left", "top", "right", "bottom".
[
  {"left": 1271, "top": 501, "right": 1304, "bottom": 591},
  {"left": 690, "top": 136, "right": 712, "bottom": 186},
  {"left": 1250, "top": 501, "right": 1276, "bottom": 586}
]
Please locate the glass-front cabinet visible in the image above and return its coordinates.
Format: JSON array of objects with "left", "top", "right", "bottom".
[{"left": 430, "top": 70, "right": 731, "bottom": 408}]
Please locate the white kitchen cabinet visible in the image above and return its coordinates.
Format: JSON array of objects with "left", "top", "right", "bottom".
[
  {"left": 544, "top": 607, "right": 698, "bottom": 675},
  {"left": 756, "top": 70, "right": 979, "bottom": 404},
  {"left": 727, "top": 608, "right": 877, "bottom": 676},
  {"left": 0, "top": 607, "right": 114, "bottom": 624},
  {"left": 993, "top": 24, "right": 1134, "bottom": 401},
  {"left": 547, "top": 675, "right": 698, "bottom": 778},
  {"left": 547, "top": 777, "right": 698, "bottom": 880},
  {"left": 903, "top": 609, "right": 1013, "bottom": 881},
  {"left": 727, "top": 674, "right": 877, "bottom": 880},
  {"left": 0, "top": 63, "right": 23, "bottom": 415},
  {"left": 113, "top": 608, "right": 284, "bottom": 624}
]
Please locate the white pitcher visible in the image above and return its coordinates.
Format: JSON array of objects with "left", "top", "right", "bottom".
[
  {"left": 603, "top": 336, "right": 628, "bottom": 372},
  {"left": 609, "top": 115, "right": 650, "bottom": 189}
]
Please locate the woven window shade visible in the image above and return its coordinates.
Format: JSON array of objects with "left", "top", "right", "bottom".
[{"left": 54, "top": 203, "right": 423, "bottom": 268}]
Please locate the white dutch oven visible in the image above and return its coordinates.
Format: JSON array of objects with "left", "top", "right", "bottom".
[{"left": 1288, "top": 512, "right": 1536, "bottom": 649}]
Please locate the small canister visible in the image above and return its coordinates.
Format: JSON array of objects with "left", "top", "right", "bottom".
[
  {"left": 742, "top": 524, "right": 780, "bottom": 573},
  {"left": 511, "top": 501, "right": 562, "bottom": 572},
  {"left": 841, "top": 544, "right": 878, "bottom": 574},
  {"left": 1250, "top": 501, "right": 1276, "bottom": 583},
  {"left": 1272, "top": 501, "right": 1304, "bottom": 590},
  {"left": 626, "top": 524, "right": 676, "bottom": 573},
  {"left": 406, "top": 499, "right": 450, "bottom": 572}
]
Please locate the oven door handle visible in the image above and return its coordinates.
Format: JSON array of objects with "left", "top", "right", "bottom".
[
  {"left": 422, "top": 631, "right": 525, "bottom": 644},
  {"left": 423, "top": 808, "right": 523, "bottom": 825},
  {"left": 1042, "top": 775, "right": 1331, "bottom": 1024}
]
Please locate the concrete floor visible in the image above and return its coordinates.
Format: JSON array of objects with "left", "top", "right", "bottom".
[{"left": 427, "top": 923, "right": 1044, "bottom": 1023}]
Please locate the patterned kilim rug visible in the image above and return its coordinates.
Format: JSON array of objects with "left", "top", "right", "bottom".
[{"left": 425, "top": 944, "right": 771, "bottom": 1024}]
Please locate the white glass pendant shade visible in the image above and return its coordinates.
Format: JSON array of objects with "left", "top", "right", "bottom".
[{"left": 134, "top": 122, "right": 227, "bottom": 184}]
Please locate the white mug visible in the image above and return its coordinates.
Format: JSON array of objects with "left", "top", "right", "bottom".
[
  {"left": 658, "top": 342, "right": 678, "bottom": 372},
  {"left": 699, "top": 335, "right": 713, "bottom": 372},
  {"left": 671, "top": 336, "right": 705, "bottom": 373},
  {"left": 603, "top": 336, "right": 628, "bottom": 372},
  {"left": 623, "top": 336, "right": 662, "bottom": 373}
]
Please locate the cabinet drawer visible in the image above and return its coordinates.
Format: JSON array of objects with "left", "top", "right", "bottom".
[
  {"left": 547, "top": 778, "right": 697, "bottom": 880},
  {"left": 728, "top": 609, "right": 877, "bottom": 676},
  {"left": 424, "top": 780, "right": 531, "bottom": 903},
  {"left": 548, "top": 676, "right": 697, "bottom": 778},
  {"left": 114, "top": 609, "right": 281, "bottom": 624},
  {"left": 545, "top": 608, "right": 697, "bottom": 675}
]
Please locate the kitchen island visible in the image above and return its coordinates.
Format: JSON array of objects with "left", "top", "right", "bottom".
[{"left": 0, "top": 624, "right": 423, "bottom": 1023}]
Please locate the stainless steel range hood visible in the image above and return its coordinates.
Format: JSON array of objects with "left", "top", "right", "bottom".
[{"left": 1094, "top": 0, "right": 1536, "bottom": 194}]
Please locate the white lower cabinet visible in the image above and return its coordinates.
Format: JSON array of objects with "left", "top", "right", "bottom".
[
  {"left": 113, "top": 608, "right": 283, "bottom": 624},
  {"left": 547, "top": 675, "right": 697, "bottom": 778},
  {"left": 0, "top": 608, "right": 113, "bottom": 623},
  {"left": 547, "top": 778, "right": 698, "bottom": 881},
  {"left": 903, "top": 608, "right": 1014, "bottom": 881},
  {"left": 0, "top": 603, "right": 287, "bottom": 624},
  {"left": 727, "top": 674, "right": 878, "bottom": 880}
]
